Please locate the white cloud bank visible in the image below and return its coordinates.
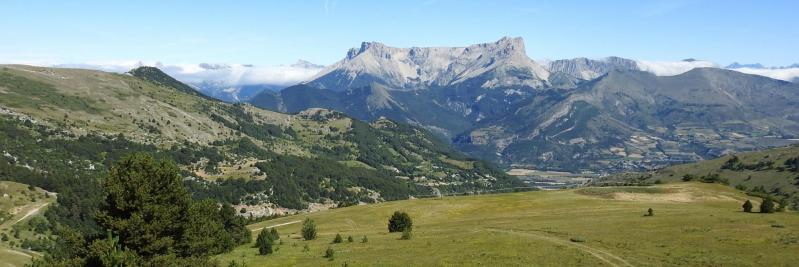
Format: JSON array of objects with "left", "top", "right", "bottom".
[
  {"left": 725, "top": 67, "right": 799, "bottom": 82},
  {"left": 635, "top": 59, "right": 718, "bottom": 76},
  {"left": 52, "top": 60, "right": 325, "bottom": 87}
]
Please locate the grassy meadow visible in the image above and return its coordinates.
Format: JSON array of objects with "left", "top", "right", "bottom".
[{"left": 217, "top": 182, "right": 799, "bottom": 266}]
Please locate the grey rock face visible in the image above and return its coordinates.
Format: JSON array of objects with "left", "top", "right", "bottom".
[
  {"left": 306, "top": 37, "right": 551, "bottom": 91},
  {"left": 545, "top": 56, "right": 640, "bottom": 81}
]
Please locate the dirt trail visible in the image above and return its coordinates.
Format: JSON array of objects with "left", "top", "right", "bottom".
[
  {"left": 3, "top": 248, "right": 32, "bottom": 258},
  {"left": 250, "top": 220, "right": 302, "bottom": 232},
  {"left": 486, "top": 228, "right": 634, "bottom": 267},
  {"left": 14, "top": 202, "right": 50, "bottom": 224}
]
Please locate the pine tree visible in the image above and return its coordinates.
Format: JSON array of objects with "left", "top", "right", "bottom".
[
  {"left": 95, "top": 153, "right": 192, "bottom": 258},
  {"left": 270, "top": 228, "right": 280, "bottom": 240},
  {"left": 302, "top": 218, "right": 317, "bottom": 240},
  {"left": 760, "top": 198, "right": 775, "bottom": 213},
  {"left": 742, "top": 200, "right": 753, "bottom": 212},
  {"left": 255, "top": 230, "right": 274, "bottom": 255}
]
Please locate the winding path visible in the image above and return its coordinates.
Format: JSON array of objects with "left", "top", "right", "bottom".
[
  {"left": 250, "top": 220, "right": 302, "bottom": 232},
  {"left": 486, "top": 228, "right": 634, "bottom": 267}
]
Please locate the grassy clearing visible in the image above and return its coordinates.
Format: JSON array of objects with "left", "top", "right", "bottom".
[{"left": 216, "top": 182, "right": 799, "bottom": 266}]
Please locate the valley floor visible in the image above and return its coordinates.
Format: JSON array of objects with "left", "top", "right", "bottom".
[{"left": 216, "top": 182, "right": 799, "bottom": 266}]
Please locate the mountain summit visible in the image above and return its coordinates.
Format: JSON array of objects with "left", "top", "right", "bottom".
[{"left": 306, "top": 37, "right": 550, "bottom": 90}]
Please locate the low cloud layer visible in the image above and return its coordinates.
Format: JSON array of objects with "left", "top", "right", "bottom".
[
  {"left": 726, "top": 67, "right": 799, "bottom": 82},
  {"left": 53, "top": 61, "right": 325, "bottom": 87},
  {"left": 635, "top": 60, "right": 718, "bottom": 76}
]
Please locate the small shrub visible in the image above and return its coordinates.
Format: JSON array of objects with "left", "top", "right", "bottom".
[
  {"left": 400, "top": 229, "right": 412, "bottom": 240},
  {"left": 270, "top": 228, "right": 280, "bottom": 240},
  {"left": 332, "top": 233, "right": 343, "bottom": 244},
  {"left": 302, "top": 244, "right": 310, "bottom": 252},
  {"left": 361, "top": 235, "right": 368, "bottom": 243},
  {"left": 347, "top": 235, "right": 354, "bottom": 243},
  {"left": 324, "top": 247, "right": 335, "bottom": 259},
  {"left": 743, "top": 200, "right": 753, "bottom": 213},
  {"left": 644, "top": 208, "right": 654, "bottom": 217}
]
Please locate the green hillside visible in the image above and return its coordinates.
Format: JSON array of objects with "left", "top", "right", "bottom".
[
  {"left": 0, "top": 64, "right": 516, "bottom": 205},
  {"left": 217, "top": 183, "right": 799, "bottom": 266},
  {"left": 597, "top": 144, "right": 799, "bottom": 210},
  {"left": 0, "top": 65, "right": 519, "bottom": 240}
]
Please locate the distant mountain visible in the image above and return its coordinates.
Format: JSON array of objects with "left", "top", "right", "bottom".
[
  {"left": 250, "top": 38, "right": 799, "bottom": 173},
  {"left": 463, "top": 68, "right": 799, "bottom": 172},
  {"left": 307, "top": 37, "right": 550, "bottom": 91}
]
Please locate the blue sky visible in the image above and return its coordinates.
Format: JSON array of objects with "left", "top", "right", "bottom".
[{"left": 1, "top": 0, "right": 797, "bottom": 66}]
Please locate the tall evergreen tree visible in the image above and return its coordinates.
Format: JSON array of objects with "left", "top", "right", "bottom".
[{"left": 95, "top": 153, "right": 192, "bottom": 258}]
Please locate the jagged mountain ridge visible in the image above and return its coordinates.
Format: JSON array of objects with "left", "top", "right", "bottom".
[{"left": 307, "top": 37, "right": 550, "bottom": 90}]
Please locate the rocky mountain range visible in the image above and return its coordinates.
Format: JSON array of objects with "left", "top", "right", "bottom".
[
  {"left": 249, "top": 37, "right": 799, "bottom": 173},
  {"left": 307, "top": 37, "right": 550, "bottom": 90}
]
